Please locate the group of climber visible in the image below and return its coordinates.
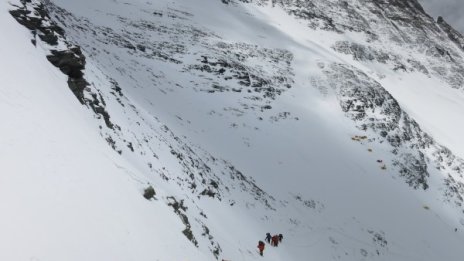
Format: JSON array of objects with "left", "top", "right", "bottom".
[{"left": 257, "top": 233, "right": 283, "bottom": 256}]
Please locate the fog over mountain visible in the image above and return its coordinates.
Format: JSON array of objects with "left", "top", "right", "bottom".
[{"left": 420, "top": 0, "right": 464, "bottom": 33}]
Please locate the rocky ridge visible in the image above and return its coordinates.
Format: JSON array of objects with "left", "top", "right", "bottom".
[
  {"left": 228, "top": 0, "right": 464, "bottom": 90},
  {"left": 313, "top": 62, "right": 464, "bottom": 207}
]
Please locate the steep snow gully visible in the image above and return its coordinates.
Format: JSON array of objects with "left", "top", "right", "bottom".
[{"left": 2, "top": 0, "right": 464, "bottom": 260}]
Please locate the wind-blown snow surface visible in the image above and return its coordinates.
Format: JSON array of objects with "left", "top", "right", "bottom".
[{"left": 2, "top": 0, "right": 464, "bottom": 260}]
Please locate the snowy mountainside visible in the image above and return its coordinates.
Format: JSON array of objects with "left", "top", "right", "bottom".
[{"left": 3, "top": 0, "right": 464, "bottom": 260}]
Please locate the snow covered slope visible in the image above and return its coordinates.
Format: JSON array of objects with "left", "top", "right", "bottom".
[
  {"left": 0, "top": 2, "right": 207, "bottom": 260},
  {"left": 2, "top": 0, "right": 464, "bottom": 260}
]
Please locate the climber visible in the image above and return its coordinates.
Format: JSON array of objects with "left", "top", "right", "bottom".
[
  {"left": 271, "top": 235, "right": 279, "bottom": 247},
  {"left": 265, "top": 232, "right": 272, "bottom": 243},
  {"left": 278, "top": 233, "right": 283, "bottom": 242},
  {"left": 257, "top": 241, "right": 265, "bottom": 256}
]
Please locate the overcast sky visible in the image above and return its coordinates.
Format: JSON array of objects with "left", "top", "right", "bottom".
[{"left": 419, "top": 0, "right": 464, "bottom": 33}]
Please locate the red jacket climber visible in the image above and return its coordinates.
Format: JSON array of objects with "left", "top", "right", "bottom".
[
  {"left": 257, "top": 241, "right": 265, "bottom": 256},
  {"left": 271, "top": 235, "right": 279, "bottom": 247}
]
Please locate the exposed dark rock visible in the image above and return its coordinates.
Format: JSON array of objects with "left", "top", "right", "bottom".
[
  {"left": 9, "top": 1, "right": 63, "bottom": 46},
  {"left": 38, "top": 31, "right": 58, "bottom": 45},
  {"left": 200, "top": 188, "right": 216, "bottom": 198},
  {"left": 47, "top": 49, "right": 85, "bottom": 78},
  {"left": 67, "top": 77, "right": 87, "bottom": 104},
  {"left": 10, "top": 0, "right": 115, "bottom": 129},
  {"left": 437, "top": 16, "right": 464, "bottom": 51},
  {"left": 393, "top": 152, "right": 429, "bottom": 190},
  {"left": 167, "top": 196, "right": 198, "bottom": 247},
  {"left": 9, "top": 9, "right": 41, "bottom": 30},
  {"left": 92, "top": 104, "right": 114, "bottom": 129},
  {"left": 143, "top": 185, "right": 156, "bottom": 200},
  {"left": 136, "top": 44, "right": 146, "bottom": 52},
  {"left": 332, "top": 41, "right": 391, "bottom": 63}
]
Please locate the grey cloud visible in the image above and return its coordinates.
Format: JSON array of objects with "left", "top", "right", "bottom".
[{"left": 419, "top": 0, "right": 464, "bottom": 33}]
